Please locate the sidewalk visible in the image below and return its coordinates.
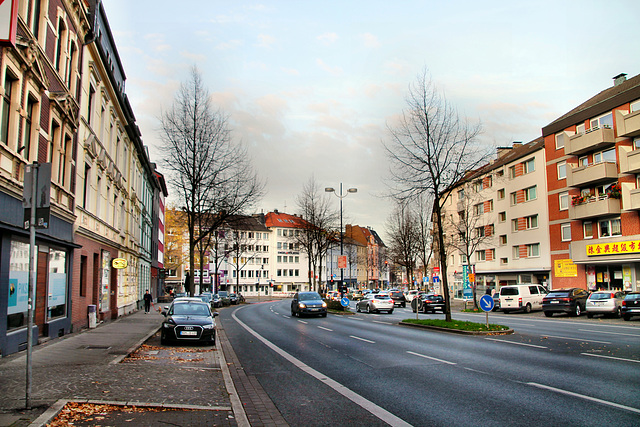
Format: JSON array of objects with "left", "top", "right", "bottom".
[{"left": 0, "top": 306, "right": 240, "bottom": 426}]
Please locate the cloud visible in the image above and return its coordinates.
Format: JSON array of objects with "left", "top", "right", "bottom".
[
  {"left": 316, "top": 58, "right": 343, "bottom": 76},
  {"left": 281, "top": 67, "right": 299, "bottom": 76},
  {"left": 360, "top": 32, "right": 380, "bottom": 48},
  {"left": 256, "top": 34, "right": 276, "bottom": 48},
  {"left": 316, "top": 32, "right": 339, "bottom": 45},
  {"left": 180, "top": 51, "right": 207, "bottom": 62}
]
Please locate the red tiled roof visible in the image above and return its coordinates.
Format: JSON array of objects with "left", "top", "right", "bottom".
[{"left": 264, "top": 211, "right": 310, "bottom": 228}]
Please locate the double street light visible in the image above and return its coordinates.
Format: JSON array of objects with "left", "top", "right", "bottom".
[{"left": 325, "top": 184, "right": 357, "bottom": 294}]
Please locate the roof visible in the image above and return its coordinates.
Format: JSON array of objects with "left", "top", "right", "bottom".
[
  {"left": 224, "top": 215, "right": 270, "bottom": 232},
  {"left": 542, "top": 73, "right": 640, "bottom": 136},
  {"left": 264, "top": 211, "right": 310, "bottom": 229}
]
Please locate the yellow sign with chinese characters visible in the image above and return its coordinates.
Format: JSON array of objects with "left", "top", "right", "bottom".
[
  {"left": 586, "top": 240, "right": 640, "bottom": 256},
  {"left": 554, "top": 259, "right": 577, "bottom": 277}
]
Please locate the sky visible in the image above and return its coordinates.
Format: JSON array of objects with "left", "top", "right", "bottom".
[{"left": 102, "top": 0, "right": 640, "bottom": 242}]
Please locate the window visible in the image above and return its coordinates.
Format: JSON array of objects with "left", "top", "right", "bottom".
[
  {"left": 576, "top": 123, "right": 585, "bottom": 135},
  {"left": 497, "top": 188, "right": 505, "bottom": 199},
  {"left": 599, "top": 218, "right": 621, "bottom": 238},
  {"left": 526, "top": 243, "right": 540, "bottom": 257},
  {"left": 1, "top": 72, "right": 16, "bottom": 146},
  {"left": 523, "top": 158, "right": 535, "bottom": 174},
  {"left": 48, "top": 248, "right": 67, "bottom": 320},
  {"left": 26, "top": 0, "right": 41, "bottom": 38},
  {"left": 473, "top": 180, "right": 482, "bottom": 192},
  {"left": 500, "top": 258, "right": 508, "bottom": 265},
  {"left": 525, "top": 215, "right": 538, "bottom": 230},
  {"left": 590, "top": 112, "right": 613, "bottom": 129},
  {"left": 496, "top": 168, "right": 504, "bottom": 177},
  {"left": 499, "top": 235, "right": 507, "bottom": 245},
  {"left": 476, "top": 250, "right": 486, "bottom": 262},
  {"left": 487, "top": 200, "right": 494, "bottom": 212},
  {"left": 55, "top": 17, "right": 67, "bottom": 72},
  {"left": 512, "top": 246, "right": 520, "bottom": 259},
  {"left": 524, "top": 186, "right": 537, "bottom": 202},
  {"left": 511, "top": 219, "right": 519, "bottom": 232},
  {"left": 557, "top": 161, "right": 566, "bottom": 180},
  {"left": 510, "top": 192, "right": 517, "bottom": 206},
  {"left": 559, "top": 191, "right": 569, "bottom": 210},
  {"left": 475, "top": 227, "right": 485, "bottom": 238},
  {"left": 461, "top": 254, "right": 468, "bottom": 264},
  {"left": 82, "top": 164, "right": 91, "bottom": 209},
  {"left": 22, "top": 96, "right": 37, "bottom": 160},
  {"left": 457, "top": 188, "right": 465, "bottom": 201},
  {"left": 631, "top": 99, "right": 640, "bottom": 113},
  {"left": 499, "top": 211, "right": 506, "bottom": 222},
  {"left": 561, "top": 223, "right": 571, "bottom": 241},
  {"left": 594, "top": 148, "right": 616, "bottom": 164},
  {"left": 509, "top": 166, "right": 516, "bottom": 179},
  {"left": 473, "top": 203, "right": 483, "bottom": 215},
  {"left": 486, "top": 176, "right": 493, "bottom": 188}
]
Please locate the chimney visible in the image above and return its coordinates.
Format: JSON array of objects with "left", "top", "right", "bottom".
[
  {"left": 496, "top": 146, "right": 512, "bottom": 158},
  {"left": 613, "top": 73, "right": 627, "bottom": 86}
]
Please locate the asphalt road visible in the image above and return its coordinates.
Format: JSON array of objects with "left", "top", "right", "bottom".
[{"left": 219, "top": 300, "right": 640, "bottom": 427}]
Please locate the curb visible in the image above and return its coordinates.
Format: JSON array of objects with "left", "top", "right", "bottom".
[
  {"left": 399, "top": 321, "right": 514, "bottom": 335},
  {"left": 110, "top": 325, "right": 161, "bottom": 365}
]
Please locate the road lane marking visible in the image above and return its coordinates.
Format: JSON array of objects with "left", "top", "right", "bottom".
[
  {"left": 528, "top": 382, "right": 640, "bottom": 414},
  {"left": 318, "top": 326, "right": 333, "bottom": 332},
  {"left": 581, "top": 353, "right": 640, "bottom": 364},
  {"left": 579, "top": 329, "right": 640, "bottom": 337},
  {"left": 407, "top": 351, "right": 456, "bottom": 365},
  {"left": 542, "top": 335, "right": 611, "bottom": 344},
  {"left": 350, "top": 335, "right": 375, "bottom": 344},
  {"left": 297, "top": 320, "right": 308, "bottom": 324},
  {"left": 349, "top": 317, "right": 365, "bottom": 321},
  {"left": 372, "top": 320, "right": 393, "bottom": 325},
  {"left": 485, "top": 338, "right": 547, "bottom": 349},
  {"left": 231, "top": 309, "right": 411, "bottom": 427}
]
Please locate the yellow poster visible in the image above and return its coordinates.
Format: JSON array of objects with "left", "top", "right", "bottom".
[{"left": 554, "top": 259, "right": 577, "bottom": 277}]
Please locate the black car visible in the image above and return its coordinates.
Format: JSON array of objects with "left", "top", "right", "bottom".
[
  {"left": 621, "top": 292, "right": 640, "bottom": 321},
  {"left": 542, "top": 288, "right": 589, "bottom": 317},
  {"left": 492, "top": 292, "right": 501, "bottom": 311},
  {"left": 412, "top": 294, "right": 445, "bottom": 313},
  {"left": 211, "top": 294, "right": 222, "bottom": 308},
  {"left": 229, "top": 293, "right": 239, "bottom": 305},
  {"left": 291, "top": 292, "right": 327, "bottom": 317},
  {"left": 216, "top": 291, "right": 231, "bottom": 306},
  {"left": 390, "top": 291, "right": 407, "bottom": 308},
  {"left": 161, "top": 300, "right": 218, "bottom": 346}
]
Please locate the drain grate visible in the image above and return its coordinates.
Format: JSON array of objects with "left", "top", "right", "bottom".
[{"left": 83, "top": 345, "right": 112, "bottom": 350}]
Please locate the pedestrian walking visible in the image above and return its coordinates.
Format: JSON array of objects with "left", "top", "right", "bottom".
[{"left": 144, "top": 290, "right": 153, "bottom": 314}]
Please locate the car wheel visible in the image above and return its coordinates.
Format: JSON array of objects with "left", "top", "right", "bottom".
[
  {"left": 544, "top": 311, "right": 553, "bottom": 317},
  {"left": 366, "top": 304, "right": 371, "bottom": 313},
  {"left": 402, "top": 302, "right": 406, "bottom": 308},
  {"left": 356, "top": 305, "right": 361, "bottom": 312},
  {"left": 161, "top": 332, "right": 169, "bottom": 345},
  {"left": 615, "top": 307, "right": 622, "bottom": 318},
  {"left": 389, "top": 310, "right": 394, "bottom": 314},
  {"left": 524, "top": 303, "right": 532, "bottom": 314},
  {"left": 211, "top": 335, "right": 216, "bottom": 346},
  {"left": 623, "top": 315, "right": 631, "bottom": 321},
  {"left": 573, "top": 304, "right": 581, "bottom": 317}
]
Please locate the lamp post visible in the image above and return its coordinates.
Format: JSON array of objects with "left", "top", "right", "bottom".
[{"left": 325, "top": 183, "right": 357, "bottom": 295}]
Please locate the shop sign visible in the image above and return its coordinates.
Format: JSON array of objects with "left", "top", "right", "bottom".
[
  {"left": 112, "top": 258, "right": 127, "bottom": 269},
  {"left": 554, "top": 259, "right": 577, "bottom": 277},
  {"left": 587, "top": 240, "right": 640, "bottom": 256}
]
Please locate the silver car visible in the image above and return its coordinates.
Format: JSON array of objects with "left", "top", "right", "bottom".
[
  {"left": 586, "top": 291, "right": 625, "bottom": 318},
  {"left": 356, "top": 294, "right": 394, "bottom": 314}
]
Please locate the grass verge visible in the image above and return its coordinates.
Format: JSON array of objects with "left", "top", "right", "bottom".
[{"left": 402, "top": 318, "right": 509, "bottom": 332}]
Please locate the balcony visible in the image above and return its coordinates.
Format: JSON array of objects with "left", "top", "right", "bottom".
[
  {"left": 566, "top": 161, "right": 618, "bottom": 187},
  {"left": 619, "top": 146, "right": 640, "bottom": 174},
  {"left": 569, "top": 195, "right": 621, "bottom": 220},
  {"left": 615, "top": 109, "right": 640, "bottom": 138},
  {"left": 625, "top": 188, "right": 640, "bottom": 210},
  {"left": 564, "top": 127, "right": 615, "bottom": 156}
]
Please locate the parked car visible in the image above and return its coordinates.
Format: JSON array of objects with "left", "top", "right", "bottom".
[
  {"left": 161, "top": 300, "right": 218, "bottom": 346},
  {"left": 621, "top": 292, "right": 640, "bottom": 321},
  {"left": 492, "top": 292, "right": 501, "bottom": 312},
  {"left": 291, "top": 292, "right": 327, "bottom": 317},
  {"left": 355, "top": 293, "right": 394, "bottom": 314},
  {"left": 404, "top": 290, "right": 420, "bottom": 303},
  {"left": 197, "top": 294, "right": 215, "bottom": 311},
  {"left": 216, "top": 291, "right": 231, "bottom": 306},
  {"left": 586, "top": 291, "right": 625, "bottom": 318},
  {"left": 229, "top": 293, "right": 239, "bottom": 305},
  {"left": 211, "top": 294, "right": 222, "bottom": 308},
  {"left": 351, "top": 290, "right": 364, "bottom": 301},
  {"left": 500, "top": 284, "right": 548, "bottom": 313},
  {"left": 390, "top": 290, "right": 407, "bottom": 307},
  {"left": 542, "top": 288, "right": 589, "bottom": 317},
  {"left": 413, "top": 294, "right": 445, "bottom": 313}
]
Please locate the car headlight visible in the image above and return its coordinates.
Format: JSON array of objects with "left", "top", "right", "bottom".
[
  {"left": 298, "top": 303, "right": 306, "bottom": 309},
  {"left": 322, "top": 302, "right": 327, "bottom": 308},
  {"left": 202, "top": 323, "right": 215, "bottom": 329},
  {"left": 163, "top": 322, "right": 176, "bottom": 329}
]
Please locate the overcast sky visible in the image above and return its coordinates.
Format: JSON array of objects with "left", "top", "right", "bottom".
[{"left": 103, "top": 0, "right": 640, "bottom": 241}]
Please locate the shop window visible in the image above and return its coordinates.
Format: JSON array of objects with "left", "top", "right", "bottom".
[
  {"left": 47, "top": 249, "right": 67, "bottom": 320},
  {"left": 8, "top": 240, "right": 31, "bottom": 330}
]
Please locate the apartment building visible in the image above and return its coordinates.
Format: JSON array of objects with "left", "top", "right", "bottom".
[
  {"left": 345, "top": 224, "right": 388, "bottom": 288},
  {"left": 324, "top": 235, "right": 365, "bottom": 290},
  {"left": 440, "top": 139, "right": 551, "bottom": 299},
  {"left": 543, "top": 73, "right": 640, "bottom": 292}
]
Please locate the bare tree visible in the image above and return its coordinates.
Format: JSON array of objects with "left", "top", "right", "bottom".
[
  {"left": 294, "top": 177, "right": 339, "bottom": 292},
  {"left": 413, "top": 194, "right": 434, "bottom": 287},
  {"left": 159, "top": 66, "right": 263, "bottom": 295},
  {"left": 386, "top": 200, "right": 420, "bottom": 288},
  {"left": 384, "top": 69, "right": 490, "bottom": 322}
]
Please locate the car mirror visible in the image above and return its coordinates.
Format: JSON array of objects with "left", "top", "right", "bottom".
[{"left": 212, "top": 312, "right": 219, "bottom": 317}]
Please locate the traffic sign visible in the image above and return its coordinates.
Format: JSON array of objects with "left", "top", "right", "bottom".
[
  {"left": 479, "top": 294, "right": 494, "bottom": 312},
  {"left": 340, "top": 297, "right": 350, "bottom": 307},
  {"left": 433, "top": 276, "right": 440, "bottom": 283}
]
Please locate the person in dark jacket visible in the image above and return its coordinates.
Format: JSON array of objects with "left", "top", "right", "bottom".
[{"left": 143, "top": 290, "right": 153, "bottom": 314}]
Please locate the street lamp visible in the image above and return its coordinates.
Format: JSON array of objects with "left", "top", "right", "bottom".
[{"left": 325, "top": 184, "right": 357, "bottom": 295}]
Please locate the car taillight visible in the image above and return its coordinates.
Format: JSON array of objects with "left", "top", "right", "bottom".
[
  {"left": 610, "top": 293, "right": 615, "bottom": 298},
  {"left": 518, "top": 298, "right": 522, "bottom": 306},
  {"left": 622, "top": 301, "right": 627, "bottom": 307},
  {"left": 560, "top": 298, "right": 570, "bottom": 302}
]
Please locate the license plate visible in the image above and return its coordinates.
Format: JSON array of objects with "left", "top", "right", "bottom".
[
  {"left": 310, "top": 308, "right": 319, "bottom": 311},
  {"left": 180, "top": 331, "right": 197, "bottom": 336},
  {"left": 551, "top": 301, "right": 559, "bottom": 304}
]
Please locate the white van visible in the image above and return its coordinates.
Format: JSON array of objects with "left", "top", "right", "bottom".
[{"left": 499, "top": 284, "right": 548, "bottom": 313}]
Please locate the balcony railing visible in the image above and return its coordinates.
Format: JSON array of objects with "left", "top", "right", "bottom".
[
  {"left": 619, "top": 146, "right": 640, "bottom": 174},
  {"left": 569, "top": 195, "right": 621, "bottom": 220},
  {"left": 564, "top": 126, "right": 615, "bottom": 156},
  {"left": 615, "top": 109, "right": 640, "bottom": 138},
  {"left": 626, "top": 188, "right": 640, "bottom": 210},
  {"left": 566, "top": 161, "right": 618, "bottom": 187}
]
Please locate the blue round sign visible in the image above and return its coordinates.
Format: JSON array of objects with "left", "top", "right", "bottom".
[
  {"left": 340, "top": 297, "right": 350, "bottom": 307},
  {"left": 479, "top": 294, "right": 494, "bottom": 312}
]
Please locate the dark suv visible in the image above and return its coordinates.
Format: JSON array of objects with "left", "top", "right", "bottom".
[
  {"left": 412, "top": 294, "right": 445, "bottom": 313},
  {"left": 390, "top": 291, "right": 406, "bottom": 307},
  {"left": 542, "top": 288, "right": 589, "bottom": 317},
  {"left": 621, "top": 292, "right": 640, "bottom": 321}
]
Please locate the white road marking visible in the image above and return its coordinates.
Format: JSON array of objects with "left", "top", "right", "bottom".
[
  {"left": 528, "top": 382, "right": 640, "bottom": 414},
  {"left": 372, "top": 320, "right": 393, "bottom": 325},
  {"left": 297, "top": 320, "right": 308, "bottom": 324},
  {"left": 485, "top": 338, "right": 547, "bottom": 349},
  {"left": 350, "top": 335, "right": 375, "bottom": 344},
  {"left": 231, "top": 310, "right": 411, "bottom": 427},
  {"left": 318, "top": 326, "right": 333, "bottom": 332},
  {"left": 542, "top": 335, "right": 611, "bottom": 344},
  {"left": 407, "top": 351, "right": 456, "bottom": 365},
  {"left": 581, "top": 353, "right": 640, "bottom": 364},
  {"left": 579, "top": 329, "right": 640, "bottom": 337}
]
